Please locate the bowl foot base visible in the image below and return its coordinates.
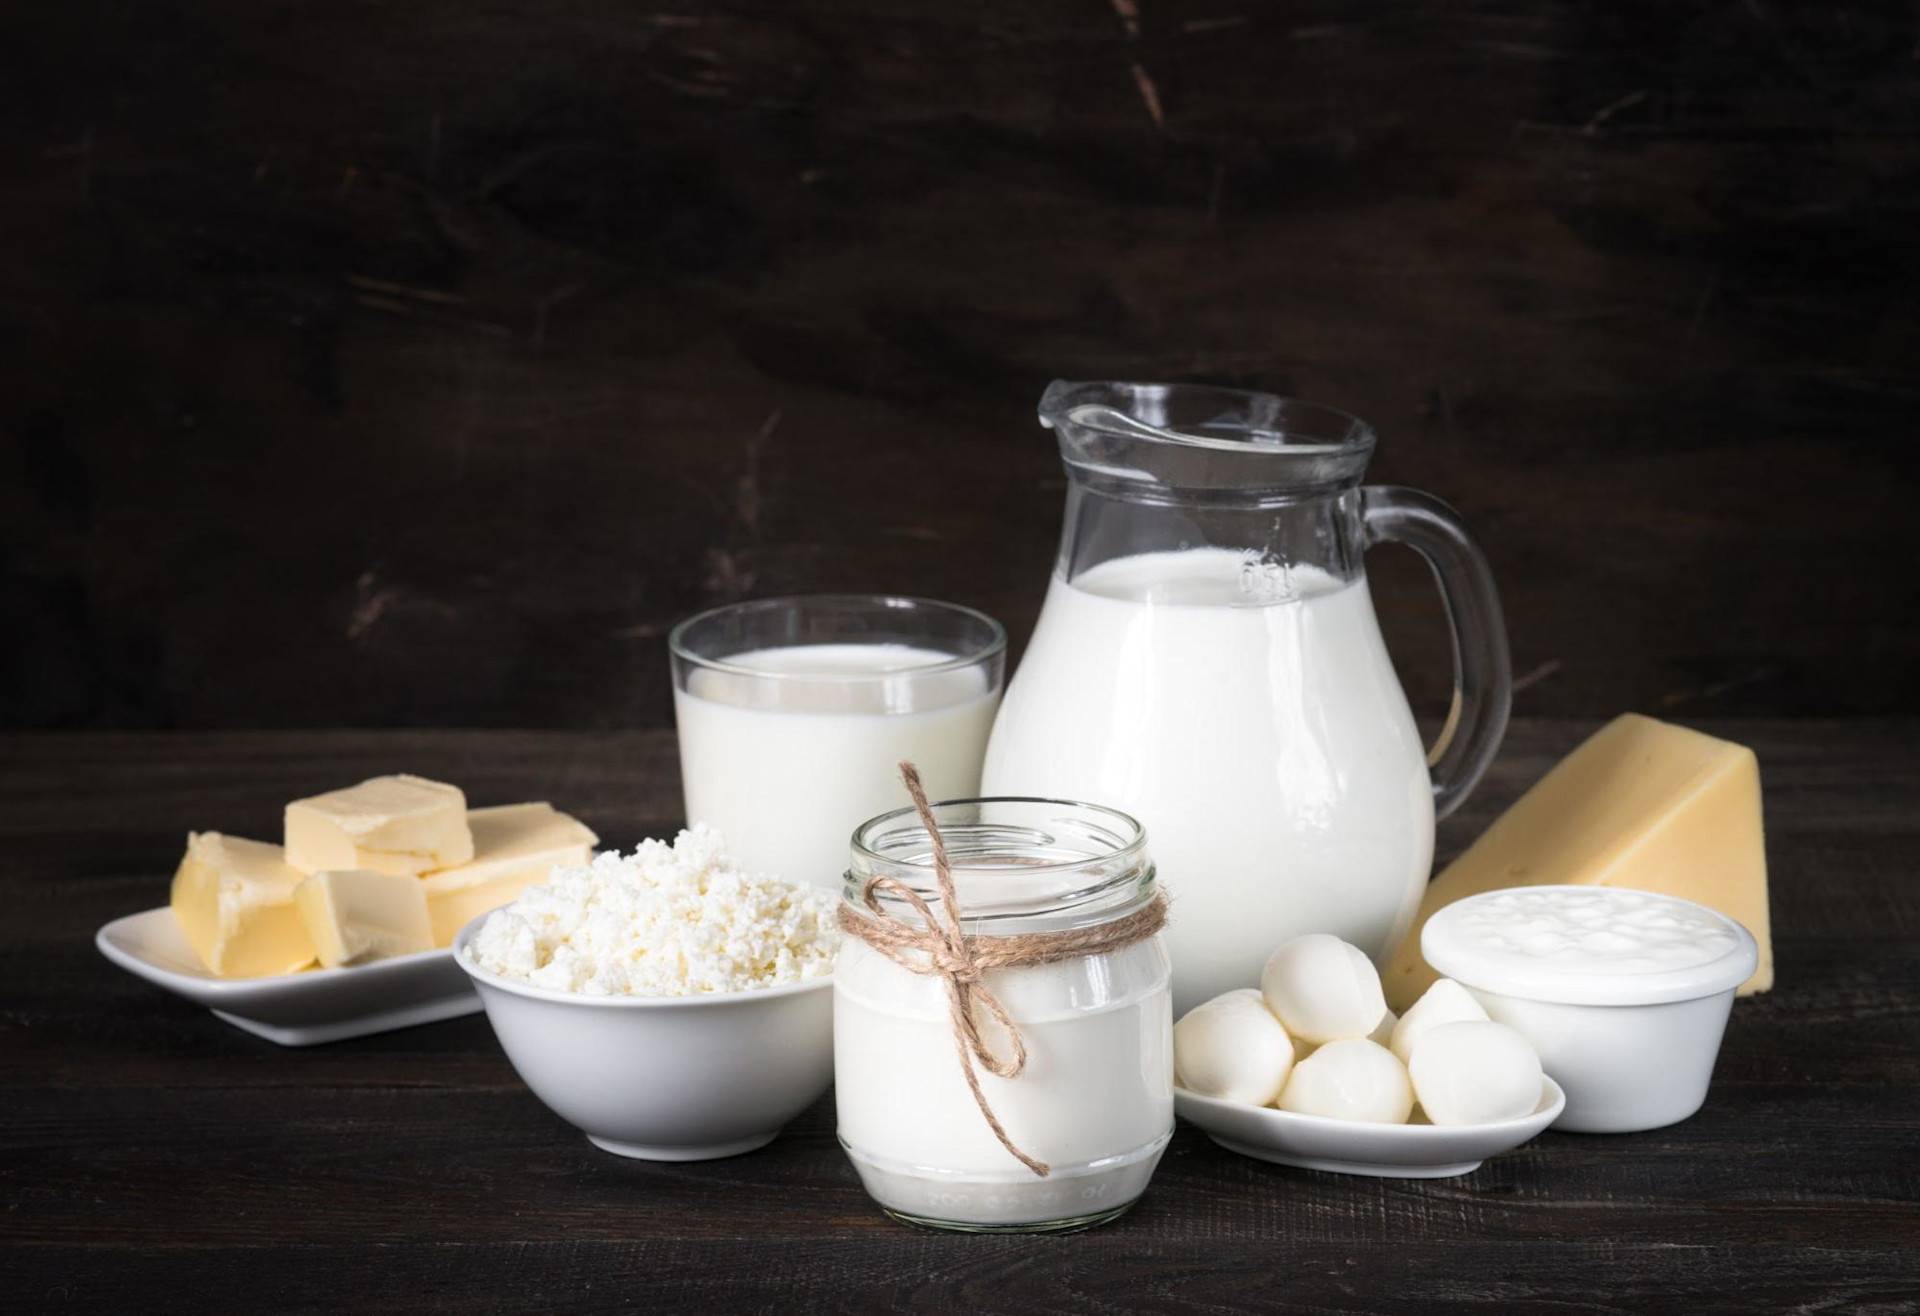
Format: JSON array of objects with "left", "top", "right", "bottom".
[
  {"left": 1210, "top": 1135, "right": 1481, "bottom": 1179},
  {"left": 882, "top": 1200, "right": 1138, "bottom": 1235},
  {"left": 209, "top": 996, "right": 482, "bottom": 1047},
  {"left": 587, "top": 1132, "right": 779, "bottom": 1162}
]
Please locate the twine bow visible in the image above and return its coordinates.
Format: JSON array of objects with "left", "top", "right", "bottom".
[{"left": 836, "top": 762, "right": 1168, "bottom": 1178}]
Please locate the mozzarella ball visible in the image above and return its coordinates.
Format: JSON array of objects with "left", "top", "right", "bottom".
[
  {"left": 1407, "top": 1020, "right": 1545, "bottom": 1126},
  {"left": 1276, "top": 1038, "right": 1414, "bottom": 1124},
  {"left": 1368, "top": 1008, "right": 1398, "bottom": 1047},
  {"left": 1260, "top": 933, "right": 1389, "bottom": 1044},
  {"left": 1389, "top": 978, "right": 1490, "bottom": 1065},
  {"left": 1174, "top": 989, "right": 1295, "bottom": 1105}
]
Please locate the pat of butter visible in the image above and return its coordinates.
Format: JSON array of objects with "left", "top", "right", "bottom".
[
  {"left": 419, "top": 803, "right": 598, "bottom": 946},
  {"left": 170, "top": 832, "right": 317, "bottom": 977},
  {"left": 294, "top": 868, "right": 435, "bottom": 968},
  {"left": 285, "top": 774, "right": 474, "bottom": 877},
  {"left": 1385, "top": 713, "right": 1771, "bottom": 1012}
]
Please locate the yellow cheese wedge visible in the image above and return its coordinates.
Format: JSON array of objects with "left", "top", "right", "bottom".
[
  {"left": 419, "top": 802, "right": 598, "bottom": 946},
  {"left": 294, "top": 869, "right": 435, "bottom": 968},
  {"left": 170, "top": 833, "right": 317, "bottom": 977},
  {"left": 1384, "top": 714, "right": 1771, "bottom": 1011},
  {"left": 285, "top": 774, "right": 474, "bottom": 876}
]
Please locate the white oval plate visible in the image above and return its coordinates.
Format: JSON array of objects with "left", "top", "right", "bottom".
[
  {"left": 95, "top": 907, "right": 480, "bottom": 1047},
  {"left": 1175, "top": 1077, "right": 1566, "bottom": 1178}
]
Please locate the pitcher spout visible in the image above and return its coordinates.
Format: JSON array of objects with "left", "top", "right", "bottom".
[{"left": 1038, "top": 380, "right": 1376, "bottom": 498}]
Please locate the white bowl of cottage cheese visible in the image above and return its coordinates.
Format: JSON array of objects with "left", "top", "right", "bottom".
[{"left": 454, "top": 825, "right": 837, "bottom": 1161}]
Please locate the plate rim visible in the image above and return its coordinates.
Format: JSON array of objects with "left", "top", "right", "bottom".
[
  {"left": 1175, "top": 1075, "right": 1567, "bottom": 1148},
  {"left": 95, "top": 905, "right": 456, "bottom": 1003}
]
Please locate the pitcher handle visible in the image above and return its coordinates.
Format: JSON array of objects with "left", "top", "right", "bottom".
[{"left": 1361, "top": 486, "right": 1512, "bottom": 819}]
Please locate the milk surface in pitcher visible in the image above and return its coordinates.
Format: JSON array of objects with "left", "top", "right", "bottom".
[{"left": 982, "top": 547, "right": 1434, "bottom": 1014}]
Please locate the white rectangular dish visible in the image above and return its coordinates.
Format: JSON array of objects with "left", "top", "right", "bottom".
[{"left": 95, "top": 906, "right": 481, "bottom": 1046}]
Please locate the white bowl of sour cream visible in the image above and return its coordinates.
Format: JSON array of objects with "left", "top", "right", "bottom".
[
  {"left": 453, "top": 920, "right": 834, "bottom": 1161},
  {"left": 1422, "top": 886, "right": 1758, "bottom": 1133}
]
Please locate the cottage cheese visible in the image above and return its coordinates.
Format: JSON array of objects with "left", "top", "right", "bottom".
[{"left": 465, "top": 825, "right": 837, "bottom": 996}]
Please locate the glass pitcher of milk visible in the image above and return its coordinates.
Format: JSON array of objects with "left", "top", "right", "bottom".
[{"left": 981, "top": 381, "right": 1511, "bottom": 1013}]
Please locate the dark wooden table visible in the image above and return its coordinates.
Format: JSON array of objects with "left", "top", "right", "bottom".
[{"left": 5, "top": 719, "right": 1916, "bottom": 1313}]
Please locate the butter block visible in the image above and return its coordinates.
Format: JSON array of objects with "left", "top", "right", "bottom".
[
  {"left": 1385, "top": 714, "right": 1771, "bottom": 1011},
  {"left": 285, "top": 774, "right": 473, "bottom": 876},
  {"left": 170, "top": 833, "right": 317, "bottom": 977},
  {"left": 420, "top": 802, "right": 598, "bottom": 946},
  {"left": 294, "top": 868, "right": 435, "bottom": 968}
]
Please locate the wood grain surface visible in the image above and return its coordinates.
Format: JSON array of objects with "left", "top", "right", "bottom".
[
  {"left": 5, "top": 1, "right": 1918, "bottom": 729},
  {"left": 4, "top": 720, "right": 1916, "bottom": 1313}
]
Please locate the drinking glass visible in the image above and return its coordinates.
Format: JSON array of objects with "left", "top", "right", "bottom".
[{"left": 669, "top": 596, "right": 1005, "bottom": 890}]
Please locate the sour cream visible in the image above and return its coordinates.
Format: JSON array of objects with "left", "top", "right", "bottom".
[
  {"left": 1430, "top": 887, "right": 1745, "bottom": 997},
  {"left": 1423, "top": 885, "right": 1758, "bottom": 1132}
]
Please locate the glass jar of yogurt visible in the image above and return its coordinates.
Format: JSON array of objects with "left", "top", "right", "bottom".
[{"left": 834, "top": 797, "right": 1173, "bottom": 1233}]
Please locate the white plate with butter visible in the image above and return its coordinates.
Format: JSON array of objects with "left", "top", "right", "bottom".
[
  {"left": 96, "top": 908, "right": 480, "bottom": 1046},
  {"left": 1175, "top": 1077, "right": 1565, "bottom": 1178}
]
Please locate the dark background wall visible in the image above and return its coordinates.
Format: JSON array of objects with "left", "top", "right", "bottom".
[{"left": 5, "top": 0, "right": 1916, "bottom": 730}]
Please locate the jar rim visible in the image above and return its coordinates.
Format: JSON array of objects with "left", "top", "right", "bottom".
[{"left": 846, "top": 796, "right": 1155, "bottom": 928}]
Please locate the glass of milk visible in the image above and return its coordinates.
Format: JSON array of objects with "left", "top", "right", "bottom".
[
  {"left": 669, "top": 596, "right": 1005, "bottom": 890},
  {"left": 835, "top": 797, "right": 1173, "bottom": 1232}
]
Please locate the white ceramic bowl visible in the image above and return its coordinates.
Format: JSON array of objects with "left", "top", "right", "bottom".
[
  {"left": 1422, "top": 886, "right": 1759, "bottom": 1133},
  {"left": 453, "top": 921, "right": 834, "bottom": 1160}
]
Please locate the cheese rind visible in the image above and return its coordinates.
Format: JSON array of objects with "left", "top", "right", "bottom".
[
  {"left": 1384, "top": 714, "right": 1771, "bottom": 1012},
  {"left": 285, "top": 774, "right": 474, "bottom": 876},
  {"left": 170, "top": 833, "right": 317, "bottom": 977},
  {"left": 294, "top": 869, "right": 435, "bottom": 968},
  {"left": 419, "top": 802, "right": 597, "bottom": 946}
]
